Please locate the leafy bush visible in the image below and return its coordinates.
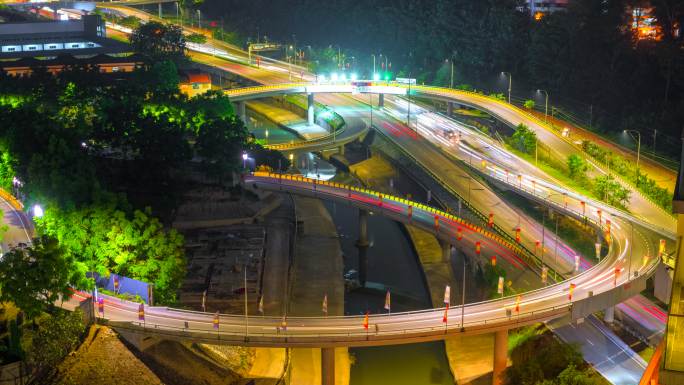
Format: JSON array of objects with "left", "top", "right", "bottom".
[
  {"left": 186, "top": 33, "right": 208, "bottom": 44},
  {"left": 511, "top": 124, "right": 537, "bottom": 154},
  {"left": 24, "top": 310, "right": 85, "bottom": 376},
  {"left": 566, "top": 154, "right": 588, "bottom": 180},
  {"left": 581, "top": 140, "right": 672, "bottom": 211}
]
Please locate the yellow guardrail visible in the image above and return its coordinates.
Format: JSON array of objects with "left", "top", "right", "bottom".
[
  {"left": 251, "top": 171, "right": 531, "bottom": 259},
  {"left": 0, "top": 188, "right": 23, "bottom": 211}
]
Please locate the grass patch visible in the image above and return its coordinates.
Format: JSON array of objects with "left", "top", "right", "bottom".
[
  {"left": 638, "top": 345, "right": 655, "bottom": 362},
  {"left": 505, "top": 144, "right": 595, "bottom": 200},
  {"left": 508, "top": 324, "right": 544, "bottom": 353},
  {"left": 495, "top": 189, "right": 602, "bottom": 265}
]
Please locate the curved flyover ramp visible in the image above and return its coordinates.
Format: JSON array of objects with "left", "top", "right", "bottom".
[{"left": 61, "top": 172, "right": 658, "bottom": 350}]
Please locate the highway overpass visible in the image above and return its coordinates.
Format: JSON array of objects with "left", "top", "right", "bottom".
[{"left": 47, "top": 171, "right": 655, "bottom": 385}]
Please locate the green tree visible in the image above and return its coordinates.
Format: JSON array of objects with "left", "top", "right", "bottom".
[
  {"left": 186, "top": 33, "right": 208, "bottom": 44},
  {"left": 37, "top": 202, "right": 186, "bottom": 304},
  {"left": 511, "top": 124, "right": 537, "bottom": 154},
  {"left": 25, "top": 310, "right": 85, "bottom": 376},
  {"left": 147, "top": 60, "right": 181, "bottom": 95},
  {"left": 0, "top": 236, "right": 90, "bottom": 318},
  {"left": 505, "top": 331, "right": 585, "bottom": 385},
  {"left": 524, "top": 99, "right": 536, "bottom": 109},
  {"left": 593, "top": 175, "right": 630, "bottom": 207},
  {"left": 567, "top": 154, "right": 588, "bottom": 180},
  {"left": 195, "top": 115, "right": 249, "bottom": 177},
  {"left": 129, "top": 21, "right": 186, "bottom": 61}
]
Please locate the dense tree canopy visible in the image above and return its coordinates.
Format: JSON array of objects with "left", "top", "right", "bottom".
[
  {"left": 0, "top": 236, "right": 90, "bottom": 318},
  {"left": 0, "top": 59, "right": 272, "bottom": 305},
  {"left": 129, "top": 21, "right": 186, "bottom": 61}
]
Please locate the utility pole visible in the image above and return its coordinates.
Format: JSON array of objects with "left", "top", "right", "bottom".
[
  {"left": 244, "top": 265, "right": 249, "bottom": 338},
  {"left": 460, "top": 250, "right": 466, "bottom": 331},
  {"left": 450, "top": 59, "right": 454, "bottom": 89}
]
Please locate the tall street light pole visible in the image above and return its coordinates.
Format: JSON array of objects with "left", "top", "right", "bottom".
[
  {"left": 537, "top": 89, "right": 549, "bottom": 122},
  {"left": 450, "top": 60, "right": 454, "bottom": 89},
  {"left": 371, "top": 54, "right": 376, "bottom": 77},
  {"left": 623, "top": 130, "right": 641, "bottom": 186},
  {"left": 501, "top": 72, "right": 512, "bottom": 104}
]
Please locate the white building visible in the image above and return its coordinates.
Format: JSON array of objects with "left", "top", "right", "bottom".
[{"left": 525, "top": 0, "right": 570, "bottom": 17}]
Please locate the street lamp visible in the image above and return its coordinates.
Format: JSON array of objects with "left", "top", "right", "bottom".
[
  {"left": 445, "top": 58, "right": 454, "bottom": 89},
  {"left": 32, "top": 204, "right": 43, "bottom": 218},
  {"left": 623, "top": 130, "right": 641, "bottom": 186},
  {"left": 501, "top": 72, "right": 512, "bottom": 103},
  {"left": 242, "top": 152, "right": 248, "bottom": 170},
  {"left": 371, "top": 54, "right": 376, "bottom": 76},
  {"left": 536, "top": 89, "right": 549, "bottom": 122},
  {"left": 379, "top": 54, "right": 389, "bottom": 72}
]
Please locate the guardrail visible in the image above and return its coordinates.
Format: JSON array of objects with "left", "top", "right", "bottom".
[
  {"left": 408, "top": 84, "right": 677, "bottom": 222},
  {"left": 368, "top": 127, "right": 558, "bottom": 280},
  {"left": 227, "top": 82, "right": 676, "bottom": 229},
  {"left": 0, "top": 188, "right": 23, "bottom": 211},
  {"left": 249, "top": 171, "right": 531, "bottom": 262},
  {"left": 114, "top": 305, "right": 570, "bottom": 342}
]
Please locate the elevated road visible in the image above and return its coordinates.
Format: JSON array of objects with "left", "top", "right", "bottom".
[{"left": 51, "top": 172, "right": 655, "bottom": 350}]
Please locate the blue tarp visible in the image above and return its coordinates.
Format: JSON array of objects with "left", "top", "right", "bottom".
[{"left": 88, "top": 272, "right": 150, "bottom": 304}]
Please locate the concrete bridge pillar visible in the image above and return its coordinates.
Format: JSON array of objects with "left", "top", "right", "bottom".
[
  {"left": 321, "top": 347, "right": 335, "bottom": 385},
  {"left": 378, "top": 93, "right": 385, "bottom": 108},
  {"left": 236, "top": 101, "right": 246, "bottom": 123},
  {"left": 447, "top": 102, "right": 454, "bottom": 116},
  {"left": 440, "top": 240, "right": 452, "bottom": 263},
  {"left": 493, "top": 329, "right": 508, "bottom": 385},
  {"left": 604, "top": 306, "right": 615, "bottom": 324},
  {"left": 307, "top": 93, "right": 315, "bottom": 126},
  {"left": 116, "top": 329, "right": 161, "bottom": 352},
  {"left": 338, "top": 145, "right": 345, "bottom": 155},
  {"left": 357, "top": 209, "right": 370, "bottom": 286}
]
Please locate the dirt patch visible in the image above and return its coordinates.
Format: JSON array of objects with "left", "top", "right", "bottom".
[
  {"left": 136, "top": 340, "right": 242, "bottom": 385},
  {"left": 52, "top": 325, "right": 163, "bottom": 385}
]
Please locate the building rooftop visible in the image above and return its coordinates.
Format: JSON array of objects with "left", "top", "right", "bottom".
[{"left": 0, "top": 14, "right": 131, "bottom": 58}]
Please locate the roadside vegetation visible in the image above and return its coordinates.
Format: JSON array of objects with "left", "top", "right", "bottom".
[
  {"left": 0, "top": 21, "right": 287, "bottom": 375},
  {"left": 506, "top": 124, "right": 631, "bottom": 211},
  {"left": 581, "top": 140, "right": 672, "bottom": 212},
  {"left": 505, "top": 325, "right": 608, "bottom": 385}
]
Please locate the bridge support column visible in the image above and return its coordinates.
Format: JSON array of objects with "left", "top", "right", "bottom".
[
  {"left": 493, "top": 329, "right": 508, "bottom": 385},
  {"left": 338, "top": 145, "right": 345, "bottom": 155},
  {"left": 321, "top": 347, "right": 335, "bottom": 385},
  {"left": 440, "top": 240, "right": 452, "bottom": 263},
  {"left": 378, "top": 93, "right": 385, "bottom": 107},
  {"left": 357, "top": 209, "right": 370, "bottom": 286},
  {"left": 307, "top": 93, "right": 315, "bottom": 126},
  {"left": 236, "top": 101, "right": 246, "bottom": 123},
  {"left": 447, "top": 102, "right": 454, "bottom": 116},
  {"left": 604, "top": 306, "right": 615, "bottom": 324}
]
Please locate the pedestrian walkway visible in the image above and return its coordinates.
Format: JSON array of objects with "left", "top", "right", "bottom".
[{"left": 247, "top": 100, "right": 329, "bottom": 140}]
